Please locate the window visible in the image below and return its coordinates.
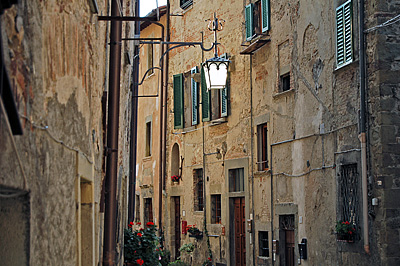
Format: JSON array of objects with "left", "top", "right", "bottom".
[
  {"left": 280, "top": 73, "right": 290, "bottom": 92},
  {"left": 147, "top": 43, "right": 154, "bottom": 76},
  {"left": 144, "top": 198, "right": 153, "bottom": 224},
  {"left": 145, "top": 121, "right": 152, "bottom": 156},
  {"left": 173, "top": 67, "right": 200, "bottom": 129},
  {"left": 336, "top": 0, "right": 353, "bottom": 67},
  {"left": 201, "top": 57, "right": 229, "bottom": 122},
  {"left": 135, "top": 195, "right": 140, "bottom": 221},
  {"left": 194, "top": 169, "right": 204, "bottom": 211},
  {"left": 180, "top": 0, "right": 192, "bottom": 9},
  {"left": 229, "top": 168, "right": 244, "bottom": 192},
  {"left": 257, "top": 123, "right": 268, "bottom": 170},
  {"left": 245, "top": 0, "right": 270, "bottom": 41},
  {"left": 211, "top": 195, "right": 221, "bottom": 224},
  {"left": 259, "top": 231, "right": 269, "bottom": 257},
  {"left": 339, "top": 164, "right": 359, "bottom": 228}
]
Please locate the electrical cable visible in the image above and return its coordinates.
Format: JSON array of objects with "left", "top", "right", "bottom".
[{"left": 365, "top": 13, "right": 400, "bottom": 33}]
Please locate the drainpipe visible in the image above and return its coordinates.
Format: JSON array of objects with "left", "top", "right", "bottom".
[
  {"left": 159, "top": 0, "right": 170, "bottom": 239},
  {"left": 103, "top": 0, "right": 123, "bottom": 265},
  {"left": 128, "top": 0, "right": 140, "bottom": 225},
  {"left": 249, "top": 54, "right": 256, "bottom": 264},
  {"left": 358, "top": 0, "right": 370, "bottom": 254}
]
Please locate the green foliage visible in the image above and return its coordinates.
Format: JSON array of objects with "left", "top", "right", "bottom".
[
  {"left": 179, "top": 243, "right": 195, "bottom": 254},
  {"left": 124, "top": 222, "right": 163, "bottom": 266},
  {"left": 168, "top": 260, "right": 189, "bottom": 266},
  {"left": 335, "top": 220, "right": 356, "bottom": 235}
]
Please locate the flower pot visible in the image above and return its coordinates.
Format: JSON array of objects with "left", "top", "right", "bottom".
[
  {"left": 336, "top": 233, "right": 354, "bottom": 243},
  {"left": 189, "top": 232, "right": 203, "bottom": 240}
]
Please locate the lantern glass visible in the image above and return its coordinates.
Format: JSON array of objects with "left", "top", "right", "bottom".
[{"left": 203, "top": 57, "right": 229, "bottom": 90}]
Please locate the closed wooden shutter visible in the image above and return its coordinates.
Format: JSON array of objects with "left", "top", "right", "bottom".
[
  {"left": 336, "top": 0, "right": 353, "bottom": 67},
  {"left": 261, "top": 0, "right": 270, "bottom": 32},
  {"left": 201, "top": 67, "right": 211, "bottom": 122},
  {"left": 191, "top": 66, "right": 199, "bottom": 125},
  {"left": 245, "top": 4, "right": 254, "bottom": 41},
  {"left": 173, "top": 74, "right": 184, "bottom": 129}
]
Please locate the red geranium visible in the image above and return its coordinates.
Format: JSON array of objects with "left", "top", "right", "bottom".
[
  {"left": 136, "top": 258, "right": 144, "bottom": 265},
  {"left": 147, "top": 221, "right": 155, "bottom": 227},
  {"left": 137, "top": 233, "right": 142, "bottom": 237}
]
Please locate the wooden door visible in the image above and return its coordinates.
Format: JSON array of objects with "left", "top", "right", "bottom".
[
  {"left": 285, "top": 230, "right": 295, "bottom": 266},
  {"left": 173, "top": 197, "right": 181, "bottom": 260},
  {"left": 279, "top": 215, "right": 295, "bottom": 266},
  {"left": 234, "top": 197, "right": 246, "bottom": 266}
]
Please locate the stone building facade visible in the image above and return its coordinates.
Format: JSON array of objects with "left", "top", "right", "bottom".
[
  {"left": 152, "top": 0, "right": 400, "bottom": 265},
  {"left": 0, "top": 1, "right": 134, "bottom": 265}
]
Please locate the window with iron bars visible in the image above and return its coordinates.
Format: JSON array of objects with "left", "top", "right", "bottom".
[{"left": 338, "top": 164, "right": 359, "bottom": 230}]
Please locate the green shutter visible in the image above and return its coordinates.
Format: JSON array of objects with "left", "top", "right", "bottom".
[
  {"left": 336, "top": 0, "right": 353, "bottom": 67},
  {"left": 201, "top": 67, "right": 211, "bottom": 122},
  {"left": 173, "top": 74, "right": 184, "bottom": 129},
  {"left": 261, "top": 0, "right": 270, "bottom": 32},
  {"left": 245, "top": 4, "right": 254, "bottom": 41},
  {"left": 343, "top": 1, "right": 353, "bottom": 64},
  {"left": 191, "top": 66, "right": 199, "bottom": 125},
  {"left": 220, "top": 54, "right": 228, "bottom": 117},
  {"left": 220, "top": 86, "right": 228, "bottom": 117}
]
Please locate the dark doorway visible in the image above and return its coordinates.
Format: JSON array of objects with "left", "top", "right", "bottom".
[
  {"left": 279, "top": 215, "right": 295, "bottom": 266},
  {"left": 173, "top": 197, "right": 181, "bottom": 260},
  {"left": 232, "top": 197, "right": 246, "bottom": 266}
]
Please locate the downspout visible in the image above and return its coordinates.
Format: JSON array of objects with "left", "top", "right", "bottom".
[
  {"left": 270, "top": 144, "right": 274, "bottom": 265},
  {"left": 103, "top": 0, "right": 123, "bottom": 265},
  {"left": 158, "top": 3, "right": 167, "bottom": 236},
  {"left": 358, "top": 0, "right": 370, "bottom": 254},
  {"left": 163, "top": 1, "right": 170, "bottom": 195},
  {"left": 128, "top": 0, "right": 140, "bottom": 225},
  {"left": 249, "top": 54, "right": 256, "bottom": 264}
]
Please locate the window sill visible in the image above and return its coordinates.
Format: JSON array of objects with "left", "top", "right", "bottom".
[
  {"left": 146, "top": 72, "right": 155, "bottom": 79},
  {"left": 254, "top": 169, "right": 271, "bottom": 176},
  {"left": 273, "top": 88, "right": 295, "bottom": 99},
  {"left": 211, "top": 117, "right": 227, "bottom": 125},
  {"left": 143, "top": 156, "right": 152, "bottom": 162},
  {"left": 333, "top": 59, "right": 359, "bottom": 73}
]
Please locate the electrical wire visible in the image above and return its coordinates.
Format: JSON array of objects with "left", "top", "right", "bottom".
[
  {"left": 273, "top": 164, "right": 335, "bottom": 177},
  {"left": 365, "top": 13, "right": 400, "bottom": 33},
  {"left": 19, "top": 114, "right": 102, "bottom": 173}
]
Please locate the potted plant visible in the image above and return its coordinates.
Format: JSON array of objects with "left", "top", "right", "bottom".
[
  {"left": 335, "top": 220, "right": 356, "bottom": 242},
  {"left": 171, "top": 175, "right": 181, "bottom": 183},
  {"left": 124, "top": 221, "right": 165, "bottom": 265},
  {"left": 187, "top": 224, "right": 203, "bottom": 239}
]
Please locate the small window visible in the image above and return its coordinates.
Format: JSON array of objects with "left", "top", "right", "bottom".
[
  {"left": 180, "top": 0, "right": 192, "bottom": 9},
  {"left": 145, "top": 121, "right": 152, "bottom": 156},
  {"left": 336, "top": 0, "right": 353, "bottom": 67},
  {"left": 280, "top": 73, "right": 290, "bottom": 92},
  {"left": 245, "top": 0, "right": 270, "bottom": 41},
  {"left": 339, "top": 164, "right": 359, "bottom": 227},
  {"left": 135, "top": 195, "right": 140, "bottom": 222},
  {"left": 194, "top": 169, "right": 204, "bottom": 211},
  {"left": 144, "top": 198, "right": 153, "bottom": 224},
  {"left": 211, "top": 195, "right": 221, "bottom": 224},
  {"left": 257, "top": 123, "right": 268, "bottom": 170},
  {"left": 147, "top": 43, "right": 154, "bottom": 76},
  {"left": 259, "top": 231, "right": 269, "bottom": 257},
  {"left": 229, "top": 168, "right": 244, "bottom": 192}
]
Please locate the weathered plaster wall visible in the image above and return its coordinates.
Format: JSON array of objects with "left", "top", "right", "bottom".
[{"left": 0, "top": 0, "right": 134, "bottom": 265}]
